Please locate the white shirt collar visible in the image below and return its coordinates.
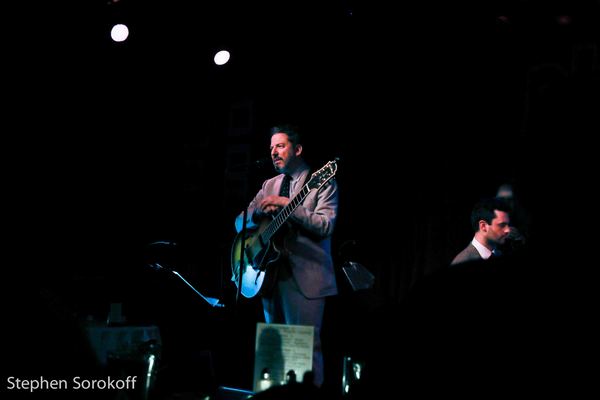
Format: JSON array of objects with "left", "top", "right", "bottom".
[
  {"left": 286, "top": 163, "right": 309, "bottom": 194},
  {"left": 471, "top": 237, "right": 494, "bottom": 259}
]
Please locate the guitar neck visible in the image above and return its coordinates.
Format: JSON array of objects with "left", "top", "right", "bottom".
[{"left": 262, "top": 184, "right": 311, "bottom": 242}]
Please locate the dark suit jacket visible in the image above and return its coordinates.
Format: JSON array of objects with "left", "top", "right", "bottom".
[
  {"left": 450, "top": 242, "right": 482, "bottom": 266},
  {"left": 236, "top": 165, "right": 339, "bottom": 298}
]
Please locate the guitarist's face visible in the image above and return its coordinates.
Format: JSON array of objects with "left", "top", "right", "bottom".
[{"left": 270, "top": 133, "right": 302, "bottom": 173}]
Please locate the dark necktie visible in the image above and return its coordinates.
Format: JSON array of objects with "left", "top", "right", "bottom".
[{"left": 279, "top": 174, "right": 292, "bottom": 197}]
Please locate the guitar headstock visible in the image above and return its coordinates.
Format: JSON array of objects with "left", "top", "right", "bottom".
[{"left": 307, "top": 158, "right": 338, "bottom": 190}]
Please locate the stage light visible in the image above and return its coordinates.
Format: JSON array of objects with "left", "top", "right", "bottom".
[
  {"left": 214, "top": 50, "right": 231, "bottom": 66},
  {"left": 110, "top": 23, "right": 129, "bottom": 42}
]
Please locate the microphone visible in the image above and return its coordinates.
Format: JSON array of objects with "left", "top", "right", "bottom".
[
  {"left": 226, "top": 157, "right": 273, "bottom": 172},
  {"left": 253, "top": 157, "right": 272, "bottom": 168}
]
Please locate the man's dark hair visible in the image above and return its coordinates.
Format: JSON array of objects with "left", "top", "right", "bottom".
[
  {"left": 270, "top": 124, "right": 302, "bottom": 146},
  {"left": 470, "top": 197, "right": 511, "bottom": 232}
]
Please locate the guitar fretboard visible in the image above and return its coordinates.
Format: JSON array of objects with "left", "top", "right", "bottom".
[
  {"left": 257, "top": 159, "right": 337, "bottom": 243},
  {"left": 261, "top": 185, "right": 311, "bottom": 243}
]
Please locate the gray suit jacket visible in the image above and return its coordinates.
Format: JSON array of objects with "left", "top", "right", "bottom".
[
  {"left": 450, "top": 243, "right": 482, "bottom": 266},
  {"left": 235, "top": 166, "right": 339, "bottom": 298}
]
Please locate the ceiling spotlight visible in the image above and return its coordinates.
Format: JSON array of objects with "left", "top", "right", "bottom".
[
  {"left": 214, "top": 50, "right": 231, "bottom": 66},
  {"left": 110, "top": 24, "right": 129, "bottom": 43}
]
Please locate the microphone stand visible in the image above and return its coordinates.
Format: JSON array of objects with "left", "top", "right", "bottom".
[
  {"left": 237, "top": 209, "right": 247, "bottom": 304},
  {"left": 225, "top": 158, "right": 270, "bottom": 307}
]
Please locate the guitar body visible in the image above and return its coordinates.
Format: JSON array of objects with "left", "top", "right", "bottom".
[{"left": 231, "top": 218, "right": 282, "bottom": 298}]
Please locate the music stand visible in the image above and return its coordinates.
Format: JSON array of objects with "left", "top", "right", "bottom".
[{"left": 147, "top": 262, "right": 224, "bottom": 308}]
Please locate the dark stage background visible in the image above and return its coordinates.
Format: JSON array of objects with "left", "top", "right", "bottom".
[{"left": 3, "top": 1, "right": 597, "bottom": 398}]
